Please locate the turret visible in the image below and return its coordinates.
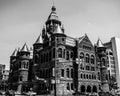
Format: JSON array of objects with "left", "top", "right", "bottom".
[
  {"left": 33, "top": 34, "right": 43, "bottom": 64},
  {"left": 96, "top": 38, "right": 109, "bottom": 92},
  {"left": 46, "top": 5, "right": 61, "bottom": 34}
]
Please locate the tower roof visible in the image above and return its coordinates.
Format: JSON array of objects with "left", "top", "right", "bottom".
[
  {"left": 48, "top": 5, "right": 59, "bottom": 21},
  {"left": 54, "top": 25, "right": 63, "bottom": 34},
  {"left": 97, "top": 38, "right": 104, "bottom": 47},
  {"left": 11, "top": 49, "right": 17, "bottom": 56},
  {"left": 35, "top": 34, "right": 43, "bottom": 44},
  {"left": 21, "top": 43, "right": 29, "bottom": 52}
]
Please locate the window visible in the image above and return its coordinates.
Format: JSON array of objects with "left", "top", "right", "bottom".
[
  {"left": 66, "top": 68, "right": 69, "bottom": 78},
  {"left": 70, "top": 52, "right": 73, "bottom": 58},
  {"left": 86, "top": 54, "right": 90, "bottom": 63},
  {"left": 86, "top": 66, "right": 90, "bottom": 70},
  {"left": 91, "top": 55, "right": 95, "bottom": 64},
  {"left": 53, "top": 48, "right": 55, "bottom": 58},
  {"left": 71, "top": 83, "right": 74, "bottom": 90},
  {"left": 58, "top": 48, "right": 62, "bottom": 58},
  {"left": 86, "top": 74, "right": 88, "bottom": 79},
  {"left": 66, "top": 51, "right": 69, "bottom": 60},
  {"left": 80, "top": 52, "right": 84, "bottom": 59},
  {"left": 19, "top": 76, "right": 23, "bottom": 81},
  {"left": 61, "top": 69, "right": 64, "bottom": 77},
  {"left": 63, "top": 49, "right": 65, "bottom": 58},
  {"left": 91, "top": 67, "right": 95, "bottom": 71},
  {"left": 89, "top": 75, "right": 91, "bottom": 79},
  {"left": 71, "top": 69, "right": 73, "bottom": 78},
  {"left": 102, "top": 58, "right": 106, "bottom": 66},
  {"left": 81, "top": 74, "right": 83, "bottom": 78},
  {"left": 67, "top": 83, "right": 70, "bottom": 90}
]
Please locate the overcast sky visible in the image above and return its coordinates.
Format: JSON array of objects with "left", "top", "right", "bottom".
[{"left": 1, "top": 0, "right": 120, "bottom": 70}]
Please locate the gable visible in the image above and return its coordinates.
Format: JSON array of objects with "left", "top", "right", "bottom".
[{"left": 78, "top": 34, "right": 94, "bottom": 51}]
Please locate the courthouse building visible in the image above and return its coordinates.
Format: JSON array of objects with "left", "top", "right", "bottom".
[{"left": 9, "top": 5, "right": 110, "bottom": 95}]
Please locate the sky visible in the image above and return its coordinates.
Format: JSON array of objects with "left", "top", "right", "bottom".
[{"left": 0, "top": 0, "right": 120, "bottom": 70}]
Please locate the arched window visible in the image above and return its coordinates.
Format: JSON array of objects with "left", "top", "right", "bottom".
[
  {"left": 67, "top": 83, "right": 70, "bottom": 90},
  {"left": 53, "top": 48, "right": 55, "bottom": 58},
  {"left": 63, "top": 49, "right": 65, "bottom": 58},
  {"left": 66, "top": 51, "right": 69, "bottom": 60},
  {"left": 89, "top": 75, "right": 91, "bottom": 79},
  {"left": 58, "top": 48, "right": 62, "bottom": 58},
  {"left": 91, "top": 55, "right": 95, "bottom": 64},
  {"left": 34, "top": 55, "right": 38, "bottom": 64},
  {"left": 93, "top": 86, "right": 97, "bottom": 93},
  {"left": 81, "top": 85, "right": 85, "bottom": 92},
  {"left": 81, "top": 74, "right": 83, "bottom": 78},
  {"left": 71, "top": 69, "right": 73, "bottom": 78},
  {"left": 84, "top": 74, "right": 86, "bottom": 79},
  {"left": 66, "top": 68, "right": 69, "bottom": 78},
  {"left": 71, "top": 83, "right": 74, "bottom": 90},
  {"left": 85, "top": 54, "right": 90, "bottom": 63},
  {"left": 87, "top": 85, "right": 91, "bottom": 92},
  {"left": 98, "top": 72, "right": 100, "bottom": 80},
  {"left": 86, "top": 74, "right": 88, "bottom": 79},
  {"left": 70, "top": 52, "right": 73, "bottom": 58},
  {"left": 80, "top": 52, "right": 84, "bottom": 59}
]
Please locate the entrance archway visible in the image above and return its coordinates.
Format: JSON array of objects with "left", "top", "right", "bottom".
[{"left": 87, "top": 85, "right": 91, "bottom": 93}]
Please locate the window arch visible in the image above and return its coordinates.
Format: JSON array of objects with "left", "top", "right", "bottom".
[
  {"left": 66, "top": 68, "right": 69, "bottom": 78},
  {"left": 91, "top": 55, "right": 95, "bottom": 64},
  {"left": 80, "top": 52, "right": 84, "bottom": 59},
  {"left": 85, "top": 54, "right": 90, "bottom": 63},
  {"left": 58, "top": 48, "right": 62, "bottom": 58}
]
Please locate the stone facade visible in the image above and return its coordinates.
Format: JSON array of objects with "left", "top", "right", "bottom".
[{"left": 9, "top": 5, "right": 110, "bottom": 95}]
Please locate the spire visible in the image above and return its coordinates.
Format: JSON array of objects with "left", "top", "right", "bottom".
[
  {"left": 48, "top": 5, "right": 58, "bottom": 21},
  {"left": 54, "top": 25, "right": 63, "bottom": 34},
  {"left": 35, "top": 34, "right": 43, "bottom": 44},
  {"left": 51, "top": 0, "right": 56, "bottom": 11},
  {"left": 97, "top": 38, "right": 104, "bottom": 47},
  {"left": 11, "top": 49, "right": 17, "bottom": 56},
  {"left": 21, "top": 43, "right": 29, "bottom": 52}
]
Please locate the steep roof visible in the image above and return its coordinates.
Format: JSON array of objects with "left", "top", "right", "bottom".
[
  {"left": 21, "top": 43, "right": 29, "bottom": 52},
  {"left": 54, "top": 25, "right": 63, "bottom": 34},
  {"left": 48, "top": 5, "right": 59, "bottom": 21},
  {"left": 35, "top": 34, "right": 43, "bottom": 44},
  {"left": 97, "top": 38, "right": 104, "bottom": 47},
  {"left": 11, "top": 49, "right": 17, "bottom": 56}
]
